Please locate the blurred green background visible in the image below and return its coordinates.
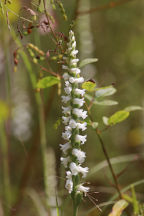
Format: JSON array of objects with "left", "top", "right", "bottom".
[{"left": 0, "top": 0, "right": 144, "bottom": 215}]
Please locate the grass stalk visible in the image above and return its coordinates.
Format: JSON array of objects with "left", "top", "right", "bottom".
[
  {"left": 36, "top": 92, "right": 50, "bottom": 208},
  {"left": 73, "top": 203, "right": 78, "bottom": 216},
  {"left": 96, "top": 132, "right": 122, "bottom": 199},
  {"left": 0, "top": 123, "right": 11, "bottom": 216}
]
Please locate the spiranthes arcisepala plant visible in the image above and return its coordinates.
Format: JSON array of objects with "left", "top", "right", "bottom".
[{"left": 60, "top": 30, "right": 89, "bottom": 216}]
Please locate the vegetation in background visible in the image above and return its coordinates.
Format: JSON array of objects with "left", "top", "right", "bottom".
[{"left": 0, "top": 0, "right": 144, "bottom": 216}]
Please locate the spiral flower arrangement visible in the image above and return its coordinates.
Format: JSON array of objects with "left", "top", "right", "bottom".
[{"left": 60, "top": 30, "right": 89, "bottom": 205}]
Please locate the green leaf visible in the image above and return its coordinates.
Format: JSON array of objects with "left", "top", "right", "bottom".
[
  {"left": 37, "top": 76, "right": 60, "bottom": 89},
  {"left": 122, "top": 194, "right": 133, "bottom": 203},
  {"left": 131, "top": 185, "right": 139, "bottom": 214},
  {"left": 94, "top": 99, "right": 118, "bottom": 106},
  {"left": 79, "top": 58, "right": 98, "bottom": 68},
  {"left": 85, "top": 94, "right": 118, "bottom": 106},
  {"left": 26, "top": 189, "right": 47, "bottom": 216},
  {"left": 108, "top": 110, "right": 129, "bottom": 125},
  {"left": 108, "top": 199, "right": 128, "bottom": 216},
  {"left": 0, "top": 100, "right": 9, "bottom": 123},
  {"left": 82, "top": 81, "right": 96, "bottom": 92},
  {"left": 124, "top": 105, "right": 143, "bottom": 112},
  {"left": 95, "top": 85, "right": 117, "bottom": 98},
  {"left": 102, "top": 116, "right": 109, "bottom": 125}
]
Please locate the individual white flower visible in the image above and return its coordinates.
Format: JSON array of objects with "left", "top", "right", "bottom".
[
  {"left": 70, "top": 68, "right": 81, "bottom": 75},
  {"left": 70, "top": 59, "right": 79, "bottom": 64},
  {"left": 78, "top": 166, "right": 89, "bottom": 178},
  {"left": 70, "top": 162, "right": 88, "bottom": 178},
  {"left": 61, "top": 95, "right": 71, "bottom": 103},
  {"left": 64, "top": 86, "right": 72, "bottom": 94},
  {"left": 65, "top": 125, "right": 72, "bottom": 132},
  {"left": 62, "top": 106, "right": 71, "bottom": 115},
  {"left": 62, "top": 65, "right": 69, "bottom": 70},
  {"left": 72, "top": 41, "right": 76, "bottom": 49},
  {"left": 74, "top": 88, "right": 85, "bottom": 96},
  {"left": 65, "top": 179, "right": 73, "bottom": 193},
  {"left": 62, "top": 131, "right": 71, "bottom": 140},
  {"left": 63, "top": 73, "right": 70, "bottom": 81},
  {"left": 69, "top": 119, "right": 87, "bottom": 131},
  {"left": 77, "top": 122, "right": 87, "bottom": 131},
  {"left": 77, "top": 184, "right": 89, "bottom": 195},
  {"left": 70, "top": 50, "right": 78, "bottom": 56},
  {"left": 62, "top": 116, "right": 70, "bottom": 125},
  {"left": 72, "top": 149, "right": 86, "bottom": 164},
  {"left": 73, "top": 108, "right": 87, "bottom": 119},
  {"left": 66, "top": 171, "right": 72, "bottom": 179},
  {"left": 61, "top": 156, "right": 70, "bottom": 168},
  {"left": 73, "top": 98, "right": 85, "bottom": 107},
  {"left": 69, "top": 30, "right": 74, "bottom": 37},
  {"left": 63, "top": 56, "right": 68, "bottom": 60},
  {"left": 69, "top": 77, "right": 84, "bottom": 84},
  {"left": 69, "top": 119, "right": 77, "bottom": 128},
  {"left": 75, "top": 134, "right": 87, "bottom": 144},
  {"left": 60, "top": 142, "right": 71, "bottom": 154},
  {"left": 65, "top": 81, "right": 71, "bottom": 87}
]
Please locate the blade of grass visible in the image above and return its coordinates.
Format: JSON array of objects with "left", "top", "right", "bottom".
[
  {"left": 25, "top": 189, "right": 47, "bottom": 216},
  {"left": 87, "top": 153, "right": 143, "bottom": 178}
]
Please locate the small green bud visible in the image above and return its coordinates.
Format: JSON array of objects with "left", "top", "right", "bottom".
[{"left": 33, "top": 58, "right": 38, "bottom": 64}]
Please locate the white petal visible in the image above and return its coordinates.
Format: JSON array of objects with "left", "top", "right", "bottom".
[
  {"left": 62, "top": 131, "right": 71, "bottom": 140},
  {"left": 60, "top": 156, "right": 70, "bottom": 168},
  {"left": 61, "top": 95, "right": 71, "bottom": 103},
  {"left": 62, "top": 65, "right": 68, "bottom": 70},
  {"left": 60, "top": 142, "right": 71, "bottom": 154},
  {"left": 70, "top": 68, "right": 81, "bottom": 75},
  {"left": 73, "top": 108, "right": 87, "bottom": 119},
  {"left": 62, "top": 106, "right": 71, "bottom": 115},
  {"left": 77, "top": 122, "right": 87, "bottom": 131},
  {"left": 63, "top": 73, "right": 70, "bottom": 81},
  {"left": 73, "top": 98, "right": 85, "bottom": 107},
  {"left": 70, "top": 59, "right": 79, "bottom": 64},
  {"left": 69, "top": 77, "right": 84, "bottom": 84},
  {"left": 64, "top": 86, "right": 72, "bottom": 94},
  {"left": 75, "top": 134, "right": 87, "bottom": 144},
  {"left": 74, "top": 88, "right": 85, "bottom": 96},
  {"left": 69, "top": 119, "right": 77, "bottom": 128},
  {"left": 77, "top": 184, "right": 89, "bottom": 195},
  {"left": 62, "top": 116, "right": 70, "bottom": 125},
  {"left": 65, "top": 179, "right": 73, "bottom": 193},
  {"left": 72, "top": 148, "right": 86, "bottom": 164},
  {"left": 70, "top": 162, "right": 89, "bottom": 177}
]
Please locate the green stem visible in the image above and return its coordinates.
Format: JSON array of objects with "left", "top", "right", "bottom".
[
  {"left": 96, "top": 132, "right": 122, "bottom": 199},
  {"left": 36, "top": 92, "right": 50, "bottom": 208},
  {"left": 11, "top": 29, "right": 50, "bottom": 208},
  {"left": 73, "top": 202, "right": 78, "bottom": 216},
  {"left": 0, "top": 123, "right": 11, "bottom": 216},
  {"left": 2, "top": 21, "right": 11, "bottom": 102}
]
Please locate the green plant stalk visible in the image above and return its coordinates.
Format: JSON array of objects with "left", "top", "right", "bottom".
[
  {"left": 87, "top": 109, "right": 122, "bottom": 199},
  {"left": 36, "top": 92, "right": 50, "bottom": 208},
  {"left": 96, "top": 132, "right": 122, "bottom": 199},
  {"left": 11, "top": 29, "right": 50, "bottom": 208},
  {"left": 0, "top": 123, "right": 11, "bottom": 216},
  {"left": 1, "top": 21, "right": 11, "bottom": 102},
  {"left": 73, "top": 204, "right": 78, "bottom": 216}
]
